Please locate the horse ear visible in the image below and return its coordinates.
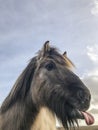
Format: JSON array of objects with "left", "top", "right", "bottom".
[
  {"left": 63, "top": 51, "right": 67, "bottom": 56},
  {"left": 43, "top": 41, "right": 50, "bottom": 55},
  {"left": 63, "top": 51, "right": 75, "bottom": 68}
]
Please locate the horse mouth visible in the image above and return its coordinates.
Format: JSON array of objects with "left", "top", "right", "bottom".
[{"left": 77, "top": 110, "right": 94, "bottom": 125}]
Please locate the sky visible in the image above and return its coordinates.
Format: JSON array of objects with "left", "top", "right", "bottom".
[{"left": 0, "top": 0, "right": 98, "bottom": 125}]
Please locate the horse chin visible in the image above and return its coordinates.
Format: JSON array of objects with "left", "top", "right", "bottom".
[
  {"left": 59, "top": 106, "right": 84, "bottom": 128},
  {"left": 68, "top": 109, "right": 84, "bottom": 119},
  {"left": 66, "top": 107, "right": 94, "bottom": 126}
]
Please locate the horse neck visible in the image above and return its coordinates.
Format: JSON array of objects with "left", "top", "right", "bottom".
[
  {"left": 0, "top": 97, "right": 38, "bottom": 130},
  {"left": 31, "top": 107, "right": 57, "bottom": 130}
]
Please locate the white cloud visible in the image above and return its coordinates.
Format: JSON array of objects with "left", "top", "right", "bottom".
[
  {"left": 82, "top": 67, "right": 98, "bottom": 78},
  {"left": 82, "top": 73, "right": 98, "bottom": 114},
  {"left": 87, "top": 44, "right": 98, "bottom": 64},
  {"left": 82, "top": 67, "right": 98, "bottom": 83},
  {"left": 88, "top": 69, "right": 98, "bottom": 77},
  {"left": 91, "top": 0, "right": 98, "bottom": 16}
]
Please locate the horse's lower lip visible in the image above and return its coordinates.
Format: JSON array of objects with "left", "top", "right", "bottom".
[{"left": 77, "top": 110, "right": 84, "bottom": 119}]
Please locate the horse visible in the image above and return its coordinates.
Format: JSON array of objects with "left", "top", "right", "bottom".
[{"left": 0, "top": 41, "right": 94, "bottom": 130}]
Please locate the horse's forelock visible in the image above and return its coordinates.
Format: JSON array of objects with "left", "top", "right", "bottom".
[{"left": 37, "top": 45, "right": 74, "bottom": 69}]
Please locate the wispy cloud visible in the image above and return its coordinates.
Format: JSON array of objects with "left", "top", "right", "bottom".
[
  {"left": 91, "top": 0, "right": 98, "bottom": 16},
  {"left": 87, "top": 44, "right": 98, "bottom": 64},
  {"left": 82, "top": 67, "right": 98, "bottom": 102},
  {"left": 82, "top": 73, "right": 98, "bottom": 120},
  {"left": 87, "top": 69, "right": 98, "bottom": 77}
]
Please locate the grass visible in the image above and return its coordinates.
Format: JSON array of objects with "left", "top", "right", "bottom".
[{"left": 57, "top": 125, "right": 98, "bottom": 130}]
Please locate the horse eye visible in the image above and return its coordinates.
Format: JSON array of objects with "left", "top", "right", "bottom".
[{"left": 45, "top": 62, "right": 55, "bottom": 71}]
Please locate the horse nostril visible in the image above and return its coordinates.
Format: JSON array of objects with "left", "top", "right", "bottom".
[
  {"left": 85, "top": 94, "right": 91, "bottom": 102},
  {"left": 77, "top": 90, "right": 84, "bottom": 100},
  {"left": 77, "top": 90, "right": 91, "bottom": 103}
]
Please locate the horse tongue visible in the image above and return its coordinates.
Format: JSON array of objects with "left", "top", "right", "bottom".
[{"left": 81, "top": 111, "right": 94, "bottom": 125}]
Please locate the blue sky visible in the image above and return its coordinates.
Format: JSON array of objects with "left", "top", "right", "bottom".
[{"left": 0, "top": 0, "right": 98, "bottom": 125}]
